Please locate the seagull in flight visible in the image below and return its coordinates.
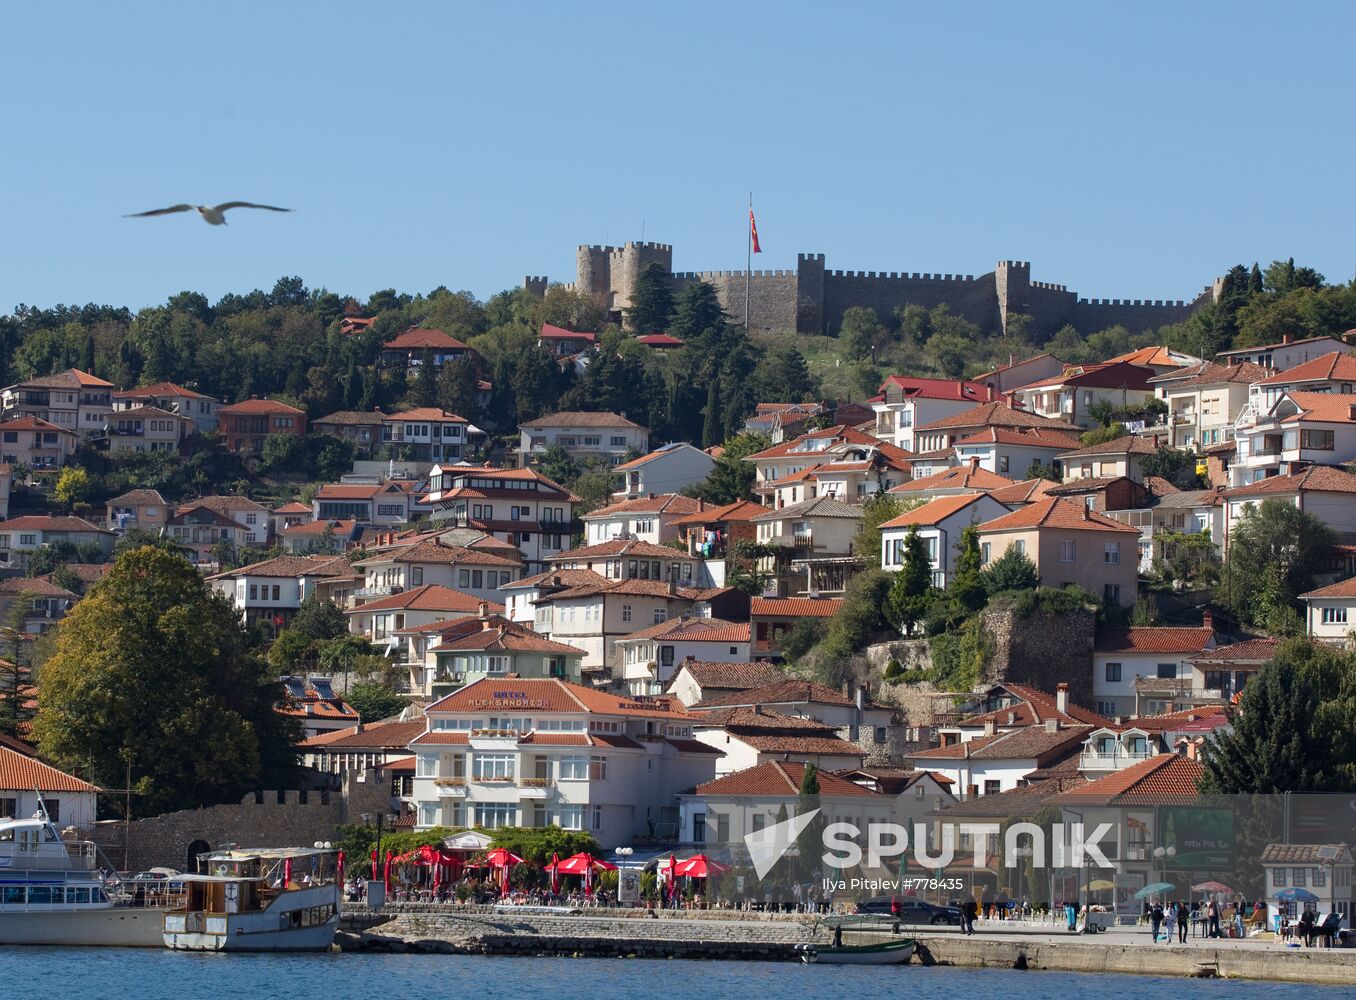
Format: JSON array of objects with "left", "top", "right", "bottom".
[{"left": 124, "top": 201, "right": 292, "bottom": 225}]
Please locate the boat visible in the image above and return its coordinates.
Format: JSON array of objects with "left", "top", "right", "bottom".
[
  {"left": 162, "top": 847, "right": 341, "bottom": 952},
  {"left": 798, "top": 938, "right": 916, "bottom": 965},
  {"left": 0, "top": 812, "right": 177, "bottom": 947}
]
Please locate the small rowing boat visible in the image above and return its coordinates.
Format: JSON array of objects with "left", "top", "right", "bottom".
[{"left": 797, "top": 938, "right": 916, "bottom": 965}]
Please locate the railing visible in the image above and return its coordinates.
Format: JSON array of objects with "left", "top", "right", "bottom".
[
  {"left": 355, "top": 584, "right": 402, "bottom": 598},
  {"left": 518, "top": 777, "right": 554, "bottom": 788},
  {"left": 1080, "top": 749, "right": 1155, "bottom": 771},
  {"left": 434, "top": 777, "right": 466, "bottom": 787},
  {"left": 791, "top": 532, "right": 814, "bottom": 549}
]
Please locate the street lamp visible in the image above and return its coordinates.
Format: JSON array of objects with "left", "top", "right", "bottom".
[
  {"left": 1013, "top": 846, "right": 1033, "bottom": 919},
  {"left": 1153, "top": 845, "right": 1177, "bottom": 901},
  {"left": 361, "top": 811, "right": 398, "bottom": 877}
]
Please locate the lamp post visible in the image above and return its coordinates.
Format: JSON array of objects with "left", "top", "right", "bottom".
[
  {"left": 1013, "top": 845, "right": 1033, "bottom": 921},
  {"left": 361, "top": 811, "right": 397, "bottom": 887},
  {"left": 1152, "top": 845, "right": 1177, "bottom": 901}
]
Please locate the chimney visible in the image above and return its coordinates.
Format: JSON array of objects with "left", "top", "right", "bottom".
[
  {"left": 969, "top": 457, "right": 979, "bottom": 470},
  {"left": 698, "top": 498, "right": 705, "bottom": 512},
  {"left": 982, "top": 719, "right": 996, "bottom": 737},
  {"left": 648, "top": 492, "right": 655, "bottom": 500},
  {"left": 477, "top": 601, "right": 488, "bottom": 620},
  {"left": 1349, "top": 404, "right": 1356, "bottom": 421},
  {"left": 1282, "top": 333, "right": 1294, "bottom": 345},
  {"left": 1202, "top": 610, "right": 1214, "bottom": 633},
  {"left": 1045, "top": 718, "right": 1059, "bottom": 733},
  {"left": 1006, "top": 711, "right": 1016, "bottom": 725},
  {"left": 1056, "top": 682, "right": 1068, "bottom": 714},
  {"left": 855, "top": 686, "right": 867, "bottom": 712}
]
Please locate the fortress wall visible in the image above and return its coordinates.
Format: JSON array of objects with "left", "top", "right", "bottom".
[
  {"left": 672, "top": 270, "right": 799, "bottom": 332},
  {"left": 1024, "top": 281, "right": 1079, "bottom": 338},
  {"left": 1071, "top": 297, "right": 1195, "bottom": 336},
  {"left": 821, "top": 270, "right": 998, "bottom": 336}
]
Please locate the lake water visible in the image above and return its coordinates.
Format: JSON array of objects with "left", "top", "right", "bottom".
[{"left": 0, "top": 949, "right": 1346, "bottom": 998}]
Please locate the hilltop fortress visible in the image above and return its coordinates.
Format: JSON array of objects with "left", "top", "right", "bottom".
[{"left": 524, "top": 242, "right": 1217, "bottom": 338}]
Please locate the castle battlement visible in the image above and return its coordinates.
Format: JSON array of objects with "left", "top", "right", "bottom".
[
  {"left": 827, "top": 269, "right": 976, "bottom": 282},
  {"left": 1030, "top": 280, "right": 1069, "bottom": 292},
  {"left": 1078, "top": 297, "right": 1187, "bottom": 308}
]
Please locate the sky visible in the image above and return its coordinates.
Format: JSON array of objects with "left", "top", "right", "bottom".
[{"left": 3, "top": 1, "right": 1355, "bottom": 313}]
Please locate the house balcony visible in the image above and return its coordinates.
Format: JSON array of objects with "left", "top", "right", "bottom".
[
  {"left": 1080, "top": 749, "right": 1155, "bottom": 771},
  {"left": 434, "top": 777, "right": 468, "bottom": 797},
  {"left": 791, "top": 531, "right": 814, "bottom": 550},
  {"left": 355, "top": 584, "right": 403, "bottom": 599},
  {"left": 469, "top": 731, "right": 521, "bottom": 751},
  {"left": 1133, "top": 676, "right": 1192, "bottom": 696},
  {"left": 517, "top": 778, "right": 557, "bottom": 799}
]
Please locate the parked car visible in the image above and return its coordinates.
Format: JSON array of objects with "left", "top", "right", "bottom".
[{"left": 855, "top": 896, "right": 962, "bottom": 924}]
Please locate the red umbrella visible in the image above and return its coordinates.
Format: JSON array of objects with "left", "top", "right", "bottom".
[
  {"left": 370, "top": 848, "right": 378, "bottom": 882},
  {"left": 549, "top": 852, "right": 561, "bottom": 895},
  {"left": 283, "top": 857, "right": 292, "bottom": 887},
  {"left": 555, "top": 852, "right": 618, "bottom": 874},
  {"left": 673, "top": 854, "right": 729, "bottom": 879},
  {"left": 383, "top": 849, "right": 393, "bottom": 893},
  {"left": 483, "top": 847, "right": 526, "bottom": 868}
]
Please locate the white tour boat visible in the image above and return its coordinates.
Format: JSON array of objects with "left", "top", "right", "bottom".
[
  {"left": 0, "top": 812, "right": 175, "bottom": 947},
  {"left": 163, "top": 847, "right": 341, "bottom": 952}
]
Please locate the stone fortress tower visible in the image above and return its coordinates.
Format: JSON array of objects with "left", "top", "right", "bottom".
[{"left": 529, "top": 241, "right": 1216, "bottom": 339}]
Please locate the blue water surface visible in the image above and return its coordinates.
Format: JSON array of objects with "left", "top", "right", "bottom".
[{"left": 0, "top": 949, "right": 1344, "bottom": 999}]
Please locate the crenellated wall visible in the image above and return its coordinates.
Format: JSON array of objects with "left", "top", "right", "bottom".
[{"left": 533, "top": 242, "right": 1214, "bottom": 337}]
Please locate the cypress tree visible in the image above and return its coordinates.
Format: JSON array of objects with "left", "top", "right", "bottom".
[{"left": 702, "top": 376, "right": 723, "bottom": 448}]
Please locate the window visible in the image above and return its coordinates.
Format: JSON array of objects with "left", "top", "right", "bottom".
[
  {"left": 653, "top": 608, "right": 666, "bottom": 625},
  {"left": 248, "top": 584, "right": 258, "bottom": 601},
  {"left": 980, "top": 542, "right": 990, "bottom": 565},
  {"left": 473, "top": 804, "right": 517, "bottom": 829},
  {"left": 486, "top": 656, "right": 510, "bottom": 674},
  {"left": 1292, "top": 868, "right": 1307, "bottom": 887},
  {"left": 558, "top": 804, "right": 584, "bottom": 830},
  {"left": 1312, "top": 866, "right": 1326, "bottom": 887},
  {"left": 0, "top": 797, "right": 15, "bottom": 819},
  {"left": 1013, "top": 539, "right": 1026, "bottom": 555},
  {"left": 591, "top": 804, "right": 603, "bottom": 830},
  {"left": 558, "top": 755, "right": 588, "bottom": 780},
  {"left": 610, "top": 436, "right": 626, "bottom": 446},
  {"left": 411, "top": 567, "right": 423, "bottom": 586},
  {"left": 983, "top": 780, "right": 1001, "bottom": 796},
  {"left": 621, "top": 604, "right": 632, "bottom": 623},
  {"left": 244, "top": 513, "right": 257, "bottom": 525},
  {"left": 1084, "top": 496, "right": 1096, "bottom": 511},
  {"left": 1104, "top": 542, "right": 1120, "bottom": 564},
  {"left": 998, "top": 456, "right": 1009, "bottom": 473},
  {"left": 472, "top": 753, "right": 515, "bottom": 780},
  {"left": 1321, "top": 607, "right": 1348, "bottom": 625},
  {"left": 416, "top": 754, "right": 437, "bottom": 777},
  {"left": 271, "top": 585, "right": 280, "bottom": 601},
  {"left": 19, "top": 534, "right": 36, "bottom": 546},
  {"left": 418, "top": 802, "right": 439, "bottom": 826},
  {"left": 659, "top": 645, "right": 675, "bottom": 668},
  {"left": 1105, "top": 662, "right": 1122, "bottom": 683},
  {"left": 588, "top": 755, "right": 608, "bottom": 780},
  {"left": 1059, "top": 540, "right": 1076, "bottom": 563},
  {"left": 376, "top": 504, "right": 403, "bottom": 517},
  {"left": 1157, "top": 662, "right": 1177, "bottom": 679},
  {"left": 1103, "top": 584, "right": 1121, "bottom": 604},
  {"left": 1301, "top": 429, "right": 1335, "bottom": 451}
]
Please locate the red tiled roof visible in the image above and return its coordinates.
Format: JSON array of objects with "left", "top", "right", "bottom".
[
  {"left": 879, "top": 492, "right": 1004, "bottom": 528},
  {"left": 21, "top": 368, "right": 113, "bottom": 389},
  {"left": 283, "top": 518, "right": 356, "bottom": 537},
  {"left": 1125, "top": 704, "right": 1228, "bottom": 733},
  {"left": 958, "top": 682, "right": 1110, "bottom": 730},
  {"left": 636, "top": 333, "right": 685, "bottom": 347},
  {"left": 208, "top": 554, "right": 351, "bottom": 580},
  {"left": 977, "top": 496, "right": 1140, "bottom": 533},
  {"left": 916, "top": 401, "right": 1080, "bottom": 433},
  {"left": 0, "top": 515, "right": 107, "bottom": 533},
  {"left": 313, "top": 409, "right": 390, "bottom": 426},
  {"left": 1014, "top": 360, "right": 1156, "bottom": 392},
  {"left": 218, "top": 397, "right": 305, "bottom": 416},
  {"left": 668, "top": 500, "right": 765, "bottom": 527},
  {"left": 356, "top": 539, "right": 519, "bottom": 568},
  {"left": 548, "top": 537, "right": 695, "bottom": 562},
  {"left": 670, "top": 660, "right": 785, "bottom": 691},
  {"left": 584, "top": 494, "right": 703, "bottom": 518},
  {"left": 691, "top": 678, "right": 863, "bottom": 710},
  {"left": 409, "top": 731, "right": 472, "bottom": 746},
  {"left": 877, "top": 375, "right": 996, "bottom": 402},
  {"left": 616, "top": 617, "right": 750, "bottom": 644},
  {"left": 0, "top": 577, "right": 77, "bottom": 598},
  {"left": 1224, "top": 465, "right": 1356, "bottom": 498},
  {"left": 1058, "top": 434, "right": 1159, "bottom": 459},
  {"left": 735, "top": 734, "right": 868, "bottom": 756},
  {"left": 539, "top": 323, "right": 598, "bottom": 342},
  {"left": 273, "top": 501, "right": 313, "bottom": 514},
  {"left": 750, "top": 597, "right": 843, "bottom": 619},
  {"left": 951, "top": 427, "right": 1082, "bottom": 450},
  {"left": 1051, "top": 754, "right": 1204, "bottom": 806},
  {"left": 0, "top": 416, "right": 76, "bottom": 435},
  {"left": 1095, "top": 626, "right": 1215, "bottom": 654},
  {"left": 889, "top": 465, "right": 1017, "bottom": 495},
  {"left": 1103, "top": 346, "right": 1194, "bottom": 369},
  {"left": 430, "top": 627, "right": 587, "bottom": 656},
  {"left": 351, "top": 584, "right": 499, "bottom": 615},
  {"left": 1187, "top": 638, "right": 1281, "bottom": 665},
  {"left": 0, "top": 746, "right": 98, "bottom": 793},
  {"left": 1302, "top": 576, "right": 1356, "bottom": 600},
  {"left": 1257, "top": 352, "right": 1356, "bottom": 386},
  {"left": 501, "top": 568, "right": 606, "bottom": 592},
  {"left": 113, "top": 380, "right": 210, "bottom": 399},
  {"left": 1158, "top": 360, "right": 1271, "bottom": 388},
  {"left": 695, "top": 760, "right": 879, "bottom": 797},
  {"left": 426, "top": 677, "right": 695, "bottom": 720},
  {"left": 518, "top": 411, "right": 644, "bottom": 430},
  {"left": 987, "top": 479, "right": 1059, "bottom": 505},
  {"left": 384, "top": 327, "right": 469, "bottom": 351},
  {"left": 384, "top": 407, "right": 468, "bottom": 423},
  {"left": 299, "top": 719, "right": 426, "bottom": 750},
  {"left": 1276, "top": 390, "right": 1356, "bottom": 424},
  {"left": 743, "top": 424, "right": 882, "bottom": 461}
]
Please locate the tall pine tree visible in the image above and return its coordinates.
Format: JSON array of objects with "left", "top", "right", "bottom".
[{"left": 626, "top": 263, "right": 675, "bottom": 333}]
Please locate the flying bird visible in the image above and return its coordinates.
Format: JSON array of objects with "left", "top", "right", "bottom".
[{"left": 124, "top": 201, "right": 292, "bottom": 225}]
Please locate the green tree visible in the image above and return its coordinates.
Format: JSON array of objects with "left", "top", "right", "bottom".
[
  {"left": 260, "top": 432, "right": 302, "bottom": 474},
  {"left": 669, "top": 281, "right": 726, "bottom": 345},
  {"left": 290, "top": 592, "right": 348, "bottom": 641},
  {"left": 813, "top": 569, "right": 892, "bottom": 679},
  {"left": 701, "top": 377, "right": 723, "bottom": 449},
  {"left": 1199, "top": 640, "right": 1356, "bottom": 793},
  {"left": 947, "top": 524, "right": 987, "bottom": 613},
  {"left": 54, "top": 467, "right": 93, "bottom": 508},
  {"left": 625, "top": 263, "right": 675, "bottom": 333},
  {"left": 1139, "top": 445, "right": 1204, "bottom": 488},
  {"left": 683, "top": 432, "right": 769, "bottom": 505},
  {"left": 0, "top": 590, "right": 35, "bottom": 738},
  {"left": 888, "top": 526, "right": 934, "bottom": 636},
  {"left": 855, "top": 493, "right": 905, "bottom": 563},
  {"left": 536, "top": 444, "right": 581, "bottom": 488},
  {"left": 1223, "top": 499, "right": 1335, "bottom": 628},
  {"left": 346, "top": 682, "right": 410, "bottom": 723},
  {"left": 32, "top": 546, "right": 301, "bottom": 814},
  {"left": 436, "top": 356, "right": 481, "bottom": 420},
  {"left": 751, "top": 347, "right": 817, "bottom": 403},
  {"left": 981, "top": 545, "right": 1039, "bottom": 595},
  {"left": 410, "top": 350, "right": 438, "bottom": 407},
  {"left": 838, "top": 306, "right": 886, "bottom": 361},
  {"left": 925, "top": 332, "right": 971, "bottom": 378}
]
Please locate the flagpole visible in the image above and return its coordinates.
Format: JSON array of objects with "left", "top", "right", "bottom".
[{"left": 745, "top": 192, "right": 752, "bottom": 331}]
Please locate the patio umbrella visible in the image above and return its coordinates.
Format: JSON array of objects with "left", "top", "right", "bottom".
[
  {"left": 673, "top": 854, "right": 730, "bottom": 879},
  {"left": 1275, "top": 887, "right": 1319, "bottom": 903},
  {"left": 1134, "top": 882, "right": 1175, "bottom": 900},
  {"left": 483, "top": 847, "right": 526, "bottom": 868},
  {"left": 1191, "top": 881, "right": 1234, "bottom": 895},
  {"left": 1087, "top": 879, "right": 1117, "bottom": 891},
  {"left": 549, "top": 852, "right": 560, "bottom": 895},
  {"left": 667, "top": 853, "right": 677, "bottom": 903},
  {"left": 383, "top": 849, "right": 393, "bottom": 893},
  {"left": 555, "top": 852, "right": 619, "bottom": 874}
]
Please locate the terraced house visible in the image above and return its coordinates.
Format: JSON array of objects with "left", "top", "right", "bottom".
[
  {"left": 216, "top": 397, "right": 306, "bottom": 454},
  {"left": 427, "top": 465, "right": 578, "bottom": 574},
  {"left": 0, "top": 368, "right": 113, "bottom": 439}
]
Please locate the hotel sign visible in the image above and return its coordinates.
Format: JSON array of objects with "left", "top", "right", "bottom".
[{"left": 467, "top": 691, "right": 551, "bottom": 709}]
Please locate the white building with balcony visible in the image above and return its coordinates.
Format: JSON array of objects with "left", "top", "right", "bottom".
[
  {"left": 615, "top": 617, "right": 751, "bottom": 696},
  {"left": 1230, "top": 391, "right": 1356, "bottom": 487},
  {"left": 1008, "top": 360, "right": 1157, "bottom": 429},
  {"left": 583, "top": 493, "right": 702, "bottom": 546},
  {"left": 351, "top": 537, "right": 520, "bottom": 607},
  {"left": 1222, "top": 465, "right": 1356, "bottom": 547},
  {"left": 870, "top": 375, "right": 995, "bottom": 452},
  {"left": 878, "top": 492, "right": 1011, "bottom": 587},
  {"left": 1078, "top": 726, "right": 1158, "bottom": 774},
  {"left": 1215, "top": 333, "right": 1350, "bottom": 371},
  {"left": 517, "top": 411, "right": 649, "bottom": 467},
  {"left": 426, "top": 465, "right": 579, "bottom": 575},
  {"left": 207, "top": 554, "right": 353, "bottom": 630},
  {"left": 1150, "top": 360, "right": 1269, "bottom": 451},
  {"left": 407, "top": 677, "right": 720, "bottom": 847},
  {"left": 1091, "top": 619, "right": 1218, "bottom": 718},
  {"left": 1300, "top": 577, "right": 1356, "bottom": 646},
  {"left": 611, "top": 443, "right": 715, "bottom": 499}
]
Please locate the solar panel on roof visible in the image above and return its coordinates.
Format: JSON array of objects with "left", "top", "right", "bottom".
[
  {"left": 1317, "top": 845, "right": 1342, "bottom": 861},
  {"left": 311, "top": 679, "right": 335, "bottom": 700},
  {"left": 283, "top": 678, "right": 306, "bottom": 699}
]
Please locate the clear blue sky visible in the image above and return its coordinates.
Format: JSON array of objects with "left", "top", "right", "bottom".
[{"left": 4, "top": 1, "right": 1354, "bottom": 312}]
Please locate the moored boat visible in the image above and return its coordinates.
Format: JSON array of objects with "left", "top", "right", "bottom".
[
  {"left": 0, "top": 812, "right": 177, "bottom": 948},
  {"left": 163, "top": 847, "right": 341, "bottom": 952},
  {"left": 797, "top": 938, "right": 916, "bottom": 965}
]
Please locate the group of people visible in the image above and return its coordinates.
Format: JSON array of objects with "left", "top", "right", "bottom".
[
  {"left": 1147, "top": 901, "right": 1191, "bottom": 943},
  {"left": 1280, "top": 908, "right": 1339, "bottom": 947}
]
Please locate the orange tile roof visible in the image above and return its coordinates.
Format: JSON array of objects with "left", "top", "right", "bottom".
[
  {"left": 1187, "top": 638, "right": 1281, "bottom": 665},
  {"left": 1157, "top": 360, "right": 1271, "bottom": 388},
  {"left": 695, "top": 760, "right": 879, "bottom": 797},
  {"left": 749, "top": 597, "right": 844, "bottom": 618},
  {"left": 208, "top": 555, "right": 350, "bottom": 580},
  {"left": 743, "top": 424, "right": 881, "bottom": 461},
  {"left": 113, "top": 380, "right": 210, "bottom": 399},
  {"left": 890, "top": 465, "right": 1017, "bottom": 495},
  {"left": 1302, "top": 576, "right": 1356, "bottom": 600},
  {"left": 1095, "top": 626, "right": 1215, "bottom": 654},
  {"left": 616, "top": 617, "right": 751, "bottom": 644},
  {"left": 426, "top": 677, "right": 695, "bottom": 720},
  {"left": 879, "top": 492, "right": 1004, "bottom": 528},
  {"left": 671, "top": 660, "right": 786, "bottom": 691},
  {"left": 977, "top": 496, "right": 1140, "bottom": 533},
  {"left": 548, "top": 537, "right": 697, "bottom": 562},
  {"left": 1058, "top": 434, "right": 1159, "bottom": 458},
  {"left": 1051, "top": 754, "right": 1204, "bottom": 806},
  {"left": 987, "top": 478, "right": 1059, "bottom": 504},
  {"left": 283, "top": 518, "right": 356, "bottom": 537},
  {"left": 430, "top": 627, "right": 587, "bottom": 656},
  {"left": 950, "top": 427, "right": 1083, "bottom": 450},
  {"left": 539, "top": 323, "right": 598, "bottom": 342},
  {"left": 959, "top": 682, "right": 1110, "bottom": 729},
  {"left": 0, "top": 515, "right": 107, "bottom": 533},
  {"left": 357, "top": 539, "right": 519, "bottom": 568},
  {"left": 668, "top": 499, "right": 766, "bottom": 527},
  {"left": 1224, "top": 465, "right": 1356, "bottom": 497},
  {"left": 273, "top": 501, "right": 312, "bottom": 514},
  {"left": 878, "top": 374, "right": 997, "bottom": 401},
  {"left": 22, "top": 367, "right": 113, "bottom": 389},
  {"left": 584, "top": 494, "right": 703, "bottom": 518},
  {"left": 0, "top": 746, "right": 98, "bottom": 793},
  {"left": 1102, "top": 346, "right": 1193, "bottom": 369},
  {"left": 915, "top": 401, "right": 1079, "bottom": 433},
  {"left": 218, "top": 397, "right": 305, "bottom": 416},
  {"left": 1277, "top": 390, "right": 1356, "bottom": 423},
  {"left": 384, "top": 327, "right": 469, "bottom": 350},
  {"left": 518, "top": 410, "right": 645, "bottom": 429},
  {"left": 501, "top": 568, "right": 606, "bottom": 591},
  {"left": 352, "top": 584, "right": 500, "bottom": 614},
  {"left": 299, "top": 719, "right": 427, "bottom": 749},
  {"left": 384, "top": 407, "right": 468, "bottom": 423},
  {"left": 0, "top": 415, "right": 76, "bottom": 435},
  {"left": 1257, "top": 351, "right": 1356, "bottom": 386},
  {"left": 692, "top": 678, "right": 863, "bottom": 710},
  {"left": 735, "top": 733, "right": 868, "bottom": 756}
]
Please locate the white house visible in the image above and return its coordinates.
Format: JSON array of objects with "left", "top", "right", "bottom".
[
  {"left": 0, "top": 745, "right": 99, "bottom": 830},
  {"left": 906, "top": 722, "right": 1091, "bottom": 800},
  {"left": 1300, "top": 577, "right": 1356, "bottom": 646},
  {"left": 1223, "top": 466, "right": 1356, "bottom": 547},
  {"left": 870, "top": 375, "right": 996, "bottom": 452},
  {"left": 951, "top": 427, "right": 1082, "bottom": 479},
  {"left": 582, "top": 494, "right": 703, "bottom": 546},
  {"left": 878, "top": 492, "right": 1011, "bottom": 587},
  {"left": 207, "top": 554, "right": 353, "bottom": 630},
  {"left": 1260, "top": 843, "right": 1354, "bottom": 925},
  {"left": 1215, "top": 333, "right": 1351, "bottom": 371},
  {"left": 615, "top": 617, "right": 751, "bottom": 696},
  {"left": 407, "top": 677, "right": 720, "bottom": 847},
  {"left": 688, "top": 708, "right": 867, "bottom": 777},
  {"left": 517, "top": 411, "right": 649, "bottom": 467},
  {"left": 427, "top": 465, "right": 578, "bottom": 575},
  {"left": 665, "top": 659, "right": 786, "bottom": 708},
  {"left": 112, "top": 380, "right": 220, "bottom": 434},
  {"left": 611, "top": 442, "right": 715, "bottom": 499},
  {"left": 1091, "top": 618, "right": 1218, "bottom": 718},
  {"left": 351, "top": 537, "right": 521, "bottom": 607},
  {"left": 345, "top": 583, "right": 500, "bottom": 645},
  {"left": 1150, "top": 361, "right": 1270, "bottom": 450},
  {"left": 1231, "top": 391, "right": 1356, "bottom": 486},
  {"left": 183, "top": 495, "right": 272, "bottom": 547},
  {"left": 313, "top": 482, "right": 412, "bottom": 526},
  {"left": 1009, "top": 360, "right": 1158, "bottom": 429}
]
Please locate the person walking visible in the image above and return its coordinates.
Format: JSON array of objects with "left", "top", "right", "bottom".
[
  {"left": 1065, "top": 899, "right": 1078, "bottom": 932},
  {"left": 1207, "top": 898, "right": 1221, "bottom": 938},
  {"left": 1162, "top": 901, "right": 1176, "bottom": 944},
  {"left": 1150, "top": 901, "right": 1164, "bottom": 942},
  {"left": 1176, "top": 901, "right": 1188, "bottom": 943},
  {"left": 961, "top": 897, "right": 977, "bottom": 936}
]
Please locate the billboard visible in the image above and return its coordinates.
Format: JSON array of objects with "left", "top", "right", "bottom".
[{"left": 1157, "top": 806, "right": 1234, "bottom": 870}]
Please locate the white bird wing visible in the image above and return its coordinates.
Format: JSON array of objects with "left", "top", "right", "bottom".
[
  {"left": 213, "top": 201, "right": 292, "bottom": 213},
  {"left": 124, "top": 204, "right": 195, "bottom": 217}
]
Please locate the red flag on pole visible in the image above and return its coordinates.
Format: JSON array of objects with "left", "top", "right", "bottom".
[{"left": 749, "top": 209, "right": 762, "bottom": 254}]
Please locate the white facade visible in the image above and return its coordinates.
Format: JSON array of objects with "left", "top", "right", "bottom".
[
  {"left": 613, "top": 443, "right": 715, "bottom": 499},
  {"left": 517, "top": 414, "right": 649, "bottom": 467},
  {"left": 879, "top": 494, "right": 1011, "bottom": 587}
]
